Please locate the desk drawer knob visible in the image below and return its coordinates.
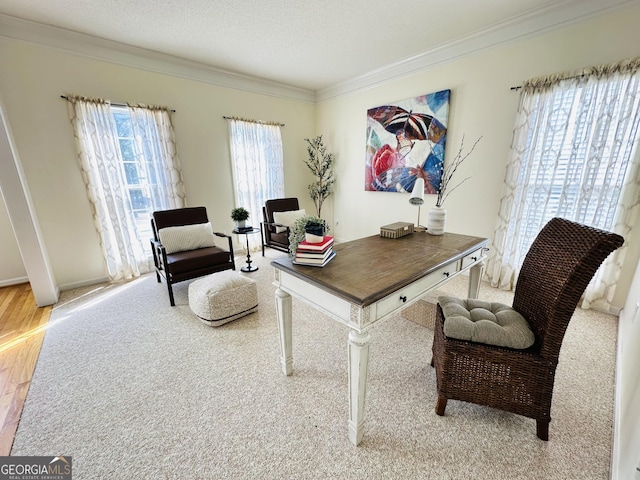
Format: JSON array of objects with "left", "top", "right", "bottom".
[
  {"left": 471, "top": 256, "right": 478, "bottom": 261},
  {"left": 443, "top": 272, "right": 450, "bottom": 277},
  {"left": 400, "top": 295, "right": 407, "bottom": 303}
]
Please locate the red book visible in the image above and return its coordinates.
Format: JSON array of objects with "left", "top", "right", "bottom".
[{"left": 296, "top": 236, "right": 334, "bottom": 253}]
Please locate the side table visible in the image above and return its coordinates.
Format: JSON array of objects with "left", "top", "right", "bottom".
[{"left": 232, "top": 227, "right": 261, "bottom": 272}]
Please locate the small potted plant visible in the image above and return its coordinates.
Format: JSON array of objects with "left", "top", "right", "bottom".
[
  {"left": 231, "top": 207, "right": 250, "bottom": 229},
  {"left": 289, "top": 215, "right": 329, "bottom": 255}
]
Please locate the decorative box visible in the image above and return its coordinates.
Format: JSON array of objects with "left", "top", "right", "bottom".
[{"left": 380, "top": 222, "right": 414, "bottom": 239}]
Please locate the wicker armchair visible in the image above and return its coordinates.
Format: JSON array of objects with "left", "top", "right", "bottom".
[{"left": 431, "top": 217, "right": 624, "bottom": 440}]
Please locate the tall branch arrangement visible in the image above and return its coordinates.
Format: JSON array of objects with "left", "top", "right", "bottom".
[
  {"left": 436, "top": 135, "right": 483, "bottom": 207},
  {"left": 304, "top": 135, "right": 335, "bottom": 217}
]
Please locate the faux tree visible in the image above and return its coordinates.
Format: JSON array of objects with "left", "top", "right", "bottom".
[{"left": 304, "top": 135, "right": 335, "bottom": 217}]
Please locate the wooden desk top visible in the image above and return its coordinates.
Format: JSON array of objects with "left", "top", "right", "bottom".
[{"left": 271, "top": 232, "right": 488, "bottom": 307}]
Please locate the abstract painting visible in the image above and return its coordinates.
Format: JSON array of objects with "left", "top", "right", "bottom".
[{"left": 364, "top": 89, "right": 450, "bottom": 194}]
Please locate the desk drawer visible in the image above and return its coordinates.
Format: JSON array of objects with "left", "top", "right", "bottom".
[
  {"left": 375, "top": 263, "right": 458, "bottom": 319},
  {"left": 461, "top": 248, "right": 484, "bottom": 269}
]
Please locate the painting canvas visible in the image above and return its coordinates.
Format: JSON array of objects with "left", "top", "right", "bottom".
[{"left": 364, "top": 89, "right": 450, "bottom": 194}]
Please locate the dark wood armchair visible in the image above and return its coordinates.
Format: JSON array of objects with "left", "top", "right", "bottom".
[
  {"left": 151, "top": 207, "right": 235, "bottom": 306},
  {"left": 261, "top": 198, "right": 300, "bottom": 256},
  {"left": 431, "top": 217, "right": 623, "bottom": 440}
]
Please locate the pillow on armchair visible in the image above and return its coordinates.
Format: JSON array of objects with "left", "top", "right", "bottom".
[
  {"left": 158, "top": 222, "right": 217, "bottom": 254},
  {"left": 273, "top": 209, "right": 306, "bottom": 233}
]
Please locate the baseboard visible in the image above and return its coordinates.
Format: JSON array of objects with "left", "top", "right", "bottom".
[
  {"left": 58, "top": 276, "right": 110, "bottom": 292},
  {"left": 611, "top": 310, "right": 624, "bottom": 480},
  {"left": 0, "top": 276, "right": 29, "bottom": 287}
]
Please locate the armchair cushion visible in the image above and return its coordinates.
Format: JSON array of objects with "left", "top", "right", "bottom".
[
  {"left": 439, "top": 295, "right": 535, "bottom": 349},
  {"left": 273, "top": 209, "right": 306, "bottom": 233},
  {"left": 158, "top": 222, "right": 216, "bottom": 254},
  {"left": 165, "top": 247, "right": 231, "bottom": 275}
]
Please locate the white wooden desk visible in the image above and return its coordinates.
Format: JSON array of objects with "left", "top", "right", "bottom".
[{"left": 271, "top": 232, "right": 489, "bottom": 445}]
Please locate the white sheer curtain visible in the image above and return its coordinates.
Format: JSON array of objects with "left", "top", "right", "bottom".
[
  {"left": 67, "top": 95, "right": 184, "bottom": 281},
  {"left": 487, "top": 58, "right": 640, "bottom": 311},
  {"left": 128, "top": 105, "right": 186, "bottom": 210},
  {"left": 228, "top": 119, "right": 285, "bottom": 250}
]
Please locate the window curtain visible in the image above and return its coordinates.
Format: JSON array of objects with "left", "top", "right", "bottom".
[
  {"left": 67, "top": 95, "right": 184, "bottom": 281},
  {"left": 128, "top": 104, "right": 186, "bottom": 210},
  {"left": 228, "top": 119, "right": 285, "bottom": 250},
  {"left": 486, "top": 58, "right": 640, "bottom": 311}
]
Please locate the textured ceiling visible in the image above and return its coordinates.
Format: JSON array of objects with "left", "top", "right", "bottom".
[{"left": 0, "top": 0, "right": 636, "bottom": 92}]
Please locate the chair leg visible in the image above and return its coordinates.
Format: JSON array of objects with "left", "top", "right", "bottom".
[
  {"left": 167, "top": 282, "right": 175, "bottom": 307},
  {"left": 536, "top": 419, "right": 550, "bottom": 441},
  {"left": 435, "top": 396, "right": 447, "bottom": 416}
]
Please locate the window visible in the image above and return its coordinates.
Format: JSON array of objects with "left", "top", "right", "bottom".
[
  {"left": 511, "top": 80, "right": 639, "bottom": 260},
  {"left": 227, "top": 119, "right": 285, "bottom": 250},
  {"left": 66, "top": 96, "right": 184, "bottom": 280},
  {"left": 112, "top": 107, "right": 154, "bottom": 254},
  {"left": 488, "top": 60, "right": 640, "bottom": 310}
]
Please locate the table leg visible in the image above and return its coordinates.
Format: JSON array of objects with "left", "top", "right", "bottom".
[
  {"left": 348, "top": 329, "right": 370, "bottom": 446},
  {"left": 275, "top": 287, "right": 293, "bottom": 375},
  {"left": 241, "top": 233, "right": 258, "bottom": 272},
  {"left": 467, "top": 260, "right": 486, "bottom": 299}
]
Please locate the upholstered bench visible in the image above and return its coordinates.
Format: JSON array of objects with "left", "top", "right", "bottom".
[
  {"left": 188, "top": 271, "right": 258, "bottom": 326},
  {"left": 438, "top": 295, "right": 535, "bottom": 349}
]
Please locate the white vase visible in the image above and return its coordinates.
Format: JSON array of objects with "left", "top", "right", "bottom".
[
  {"left": 427, "top": 206, "right": 446, "bottom": 235},
  {"left": 236, "top": 220, "right": 246, "bottom": 229},
  {"left": 305, "top": 232, "right": 324, "bottom": 243}
]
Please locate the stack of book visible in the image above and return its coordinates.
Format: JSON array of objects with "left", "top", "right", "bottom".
[{"left": 293, "top": 236, "right": 335, "bottom": 267}]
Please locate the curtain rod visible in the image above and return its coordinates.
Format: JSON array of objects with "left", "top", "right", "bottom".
[
  {"left": 60, "top": 95, "right": 176, "bottom": 112},
  {"left": 223, "top": 115, "right": 284, "bottom": 127},
  {"left": 510, "top": 73, "right": 587, "bottom": 91}
]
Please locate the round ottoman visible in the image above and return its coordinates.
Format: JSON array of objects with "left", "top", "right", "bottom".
[{"left": 188, "top": 271, "right": 258, "bottom": 326}]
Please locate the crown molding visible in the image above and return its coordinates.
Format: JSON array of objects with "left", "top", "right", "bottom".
[
  {"left": 1, "top": 0, "right": 637, "bottom": 104},
  {"left": 316, "top": 0, "right": 640, "bottom": 102},
  {"left": 0, "top": 13, "right": 316, "bottom": 103}
]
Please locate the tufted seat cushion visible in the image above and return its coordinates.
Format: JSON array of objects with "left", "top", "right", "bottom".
[{"left": 438, "top": 295, "right": 535, "bottom": 349}]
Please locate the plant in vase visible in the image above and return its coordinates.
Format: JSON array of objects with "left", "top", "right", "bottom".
[
  {"left": 429, "top": 134, "right": 482, "bottom": 235},
  {"left": 231, "top": 207, "right": 250, "bottom": 229},
  {"left": 288, "top": 215, "right": 329, "bottom": 255}
]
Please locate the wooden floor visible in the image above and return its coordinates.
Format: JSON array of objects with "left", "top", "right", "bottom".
[{"left": 0, "top": 283, "right": 51, "bottom": 456}]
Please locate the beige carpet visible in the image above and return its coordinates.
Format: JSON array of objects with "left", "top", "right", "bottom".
[{"left": 12, "top": 250, "right": 617, "bottom": 479}]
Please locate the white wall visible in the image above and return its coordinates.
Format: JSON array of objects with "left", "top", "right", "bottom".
[
  {"left": 0, "top": 38, "right": 316, "bottom": 289},
  {"left": 0, "top": 193, "right": 26, "bottom": 286},
  {"left": 615, "top": 257, "right": 640, "bottom": 479},
  {"left": 316, "top": 5, "right": 640, "bottom": 310}
]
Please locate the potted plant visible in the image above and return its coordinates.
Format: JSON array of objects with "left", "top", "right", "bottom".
[
  {"left": 231, "top": 207, "right": 250, "bottom": 229},
  {"left": 288, "top": 215, "right": 329, "bottom": 255},
  {"left": 304, "top": 220, "right": 325, "bottom": 243}
]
